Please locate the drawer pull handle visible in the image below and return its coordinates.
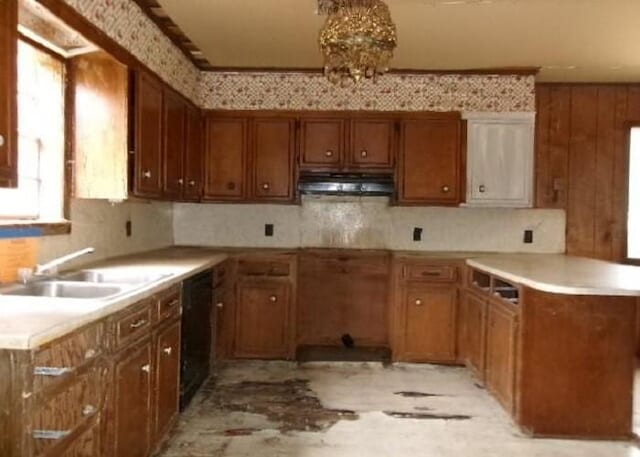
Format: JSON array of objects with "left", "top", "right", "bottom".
[
  {"left": 142, "top": 170, "right": 152, "bottom": 179},
  {"left": 269, "top": 295, "right": 278, "bottom": 303},
  {"left": 325, "top": 150, "right": 334, "bottom": 157},
  {"left": 141, "top": 364, "right": 151, "bottom": 373},
  {"left": 421, "top": 271, "right": 441, "bottom": 276},
  {"left": 82, "top": 404, "right": 97, "bottom": 417},
  {"left": 130, "top": 319, "right": 147, "bottom": 329},
  {"left": 34, "top": 367, "right": 74, "bottom": 377},
  {"left": 177, "top": 178, "right": 184, "bottom": 185},
  {"left": 84, "top": 349, "right": 97, "bottom": 359},
  {"left": 33, "top": 430, "right": 71, "bottom": 440},
  {"left": 216, "top": 302, "right": 224, "bottom": 309},
  {"left": 262, "top": 182, "right": 270, "bottom": 191},
  {"left": 188, "top": 180, "right": 197, "bottom": 187},
  {"left": 441, "top": 185, "right": 450, "bottom": 193},
  {"left": 163, "top": 346, "right": 173, "bottom": 356},
  {"left": 415, "top": 299, "right": 423, "bottom": 306},
  {"left": 165, "top": 299, "right": 179, "bottom": 308}
]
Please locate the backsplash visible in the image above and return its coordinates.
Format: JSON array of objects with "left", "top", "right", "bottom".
[
  {"left": 173, "top": 197, "right": 566, "bottom": 253},
  {"left": 38, "top": 199, "right": 173, "bottom": 270}
]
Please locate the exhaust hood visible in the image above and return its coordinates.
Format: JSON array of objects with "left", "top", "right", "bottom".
[{"left": 297, "top": 172, "right": 394, "bottom": 196}]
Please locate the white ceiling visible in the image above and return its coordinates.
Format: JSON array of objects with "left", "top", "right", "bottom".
[{"left": 157, "top": 0, "right": 640, "bottom": 82}]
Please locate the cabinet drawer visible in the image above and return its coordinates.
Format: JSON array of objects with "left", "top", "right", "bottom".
[
  {"left": 114, "top": 301, "right": 153, "bottom": 349},
  {"left": 237, "top": 259, "right": 290, "bottom": 277},
  {"left": 157, "top": 287, "right": 181, "bottom": 322},
  {"left": 404, "top": 264, "right": 457, "bottom": 282},
  {"left": 33, "top": 323, "right": 104, "bottom": 391},
  {"left": 300, "top": 253, "right": 389, "bottom": 276}
]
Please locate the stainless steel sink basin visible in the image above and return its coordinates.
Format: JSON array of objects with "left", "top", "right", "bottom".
[
  {"left": 62, "top": 270, "right": 170, "bottom": 285},
  {"left": 1, "top": 281, "right": 127, "bottom": 299}
]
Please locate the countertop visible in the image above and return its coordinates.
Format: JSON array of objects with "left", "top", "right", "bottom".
[
  {"left": 467, "top": 254, "right": 640, "bottom": 296},
  {"left": 0, "top": 247, "right": 228, "bottom": 350}
]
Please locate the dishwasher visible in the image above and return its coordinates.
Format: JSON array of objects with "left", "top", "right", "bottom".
[{"left": 180, "top": 269, "right": 214, "bottom": 410}]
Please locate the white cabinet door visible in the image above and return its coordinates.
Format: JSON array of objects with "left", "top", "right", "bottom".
[{"left": 465, "top": 114, "right": 534, "bottom": 208}]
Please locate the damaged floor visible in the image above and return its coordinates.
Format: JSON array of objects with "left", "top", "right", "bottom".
[{"left": 159, "top": 361, "right": 638, "bottom": 457}]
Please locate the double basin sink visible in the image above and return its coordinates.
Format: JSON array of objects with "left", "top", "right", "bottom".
[{"left": 0, "top": 270, "right": 171, "bottom": 300}]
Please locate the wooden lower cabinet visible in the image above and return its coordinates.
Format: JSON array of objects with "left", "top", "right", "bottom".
[
  {"left": 234, "top": 278, "right": 291, "bottom": 359},
  {"left": 462, "top": 290, "right": 487, "bottom": 379},
  {"left": 112, "top": 340, "right": 153, "bottom": 457},
  {"left": 153, "top": 319, "right": 181, "bottom": 442},
  {"left": 401, "top": 283, "right": 457, "bottom": 362},
  {"left": 484, "top": 300, "right": 519, "bottom": 413}
]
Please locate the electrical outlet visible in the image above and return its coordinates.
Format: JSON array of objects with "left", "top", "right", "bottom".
[
  {"left": 125, "top": 220, "right": 132, "bottom": 237},
  {"left": 265, "top": 224, "right": 274, "bottom": 237},
  {"left": 413, "top": 227, "right": 423, "bottom": 242},
  {"left": 524, "top": 229, "right": 533, "bottom": 244}
]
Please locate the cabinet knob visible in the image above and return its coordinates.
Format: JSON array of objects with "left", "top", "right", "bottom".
[
  {"left": 188, "top": 180, "right": 196, "bottom": 187},
  {"left": 227, "top": 182, "right": 236, "bottom": 190},
  {"left": 163, "top": 346, "right": 173, "bottom": 356},
  {"left": 441, "top": 185, "right": 450, "bottom": 193},
  {"left": 130, "top": 319, "right": 147, "bottom": 329},
  {"left": 415, "top": 299, "right": 423, "bottom": 306},
  {"left": 262, "top": 182, "right": 270, "bottom": 191},
  {"left": 142, "top": 170, "right": 152, "bottom": 179},
  {"left": 84, "top": 349, "right": 97, "bottom": 360},
  {"left": 269, "top": 295, "right": 277, "bottom": 303},
  {"left": 360, "top": 150, "right": 368, "bottom": 158},
  {"left": 325, "top": 150, "right": 334, "bottom": 157},
  {"left": 141, "top": 364, "right": 151, "bottom": 373},
  {"left": 177, "top": 178, "right": 184, "bottom": 185},
  {"left": 479, "top": 185, "right": 486, "bottom": 193},
  {"left": 0, "top": 134, "right": 4, "bottom": 147},
  {"left": 216, "top": 302, "right": 224, "bottom": 309},
  {"left": 82, "top": 404, "right": 97, "bottom": 417}
]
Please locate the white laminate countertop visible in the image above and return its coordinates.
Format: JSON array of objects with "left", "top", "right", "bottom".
[
  {"left": 0, "top": 247, "right": 228, "bottom": 350},
  {"left": 467, "top": 254, "right": 640, "bottom": 296}
]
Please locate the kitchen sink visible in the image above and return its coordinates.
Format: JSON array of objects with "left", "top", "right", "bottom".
[
  {"left": 62, "top": 270, "right": 170, "bottom": 285},
  {"left": 0, "top": 281, "right": 128, "bottom": 299}
]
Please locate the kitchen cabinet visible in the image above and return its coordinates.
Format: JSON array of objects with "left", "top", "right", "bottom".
[
  {"left": 161, "top": 88, "right": 186, "bottom": 200},
  {"left": 397, "top": 116, "right": 462, "bottom": 205},
  {"left": 462, "top": 289, "right": 487, "bottom": 379},
  {"left": 391, "top": 259, "right": 460, "bottom": 362},
  {"left": 153, "top": 319, "right": 181, "bottom": 442},
  {"left": 232, "top": 255, "right": 296, "bottom": 359},
  {"left": 464, "top": 113, "right": 535, "bottom": 207},
  {"left": 350, "top": 118, "right": 395, "bottom": 169},
  {"left": 203, "top": 116, "right": 247, "bottom": 200},
  {"left": 183, "top": 105, "right": 203, "bottom": 201},
  {"left": 131, "top": 71, "right": 163, "bottom": 198},
  {"left": 0, "top": 0, "right": 17, "bottom": 188},
  {"left": 251, "top": 117, "right": 296, "bottom": 201},
  {"left": 297, "top": 250, "right": 390, "bottom": 348},
  {"left": 485, "top": 298, "right": 519, "bottom": 413},
  {"left": 299, "top": 117, "right": 345, "bottom": 170}
]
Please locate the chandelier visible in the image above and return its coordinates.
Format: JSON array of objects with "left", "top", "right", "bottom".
[{"left": 318, "top": 0, "right": 397, "bottom": 84}]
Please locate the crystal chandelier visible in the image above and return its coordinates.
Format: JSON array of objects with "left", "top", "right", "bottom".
[{"left": 318, "top": 0, "right": 397, "bottom": 84}]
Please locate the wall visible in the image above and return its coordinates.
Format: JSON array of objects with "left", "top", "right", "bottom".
[
  {"left": 38, "top": 199, "right": 173, "bottom": 269},
  {"left": 536, "top": 84, "right": 640, "bottom": 261},
  {"left": 173, "top": 197, "right": 565, "bottom": 253}
]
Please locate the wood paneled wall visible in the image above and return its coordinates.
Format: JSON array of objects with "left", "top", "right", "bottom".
[{"left": 536, "top": 84, "right": 640, "bottom": 261}]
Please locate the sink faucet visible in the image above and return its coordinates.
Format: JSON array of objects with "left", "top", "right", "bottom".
[{"left": 35, "top": 247, "right": 95, "bottom": 277}]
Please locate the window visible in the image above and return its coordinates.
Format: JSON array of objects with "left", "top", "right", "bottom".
[
  {"left": 0, "top": 40, "right": 65, "bottom": 221},
  {"left": 628, "top": 127, "right": 640, "bottom": 259}
]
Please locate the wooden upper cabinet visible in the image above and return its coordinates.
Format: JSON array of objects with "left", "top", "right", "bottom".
[
  {"left": 203, "top": 116, "right": 247, "bottom": 200},
  {"left": 161, "top": 88, "right": 186, "bottom": 199},
  {"left": 0, "top": 0, "right": 17, "bottom": 188},
  {"left": 299, "top": 118, "right": 345, "bottom": 169},
  {"left": 251, "top": 118, "right": 295, "bottom": 201},
  {"left": 397, "top": 118, "right": 462, "bottom": 205},
  {"left": 131, "top": 71, "right": 163, "bottom": 198},
  {"left": 183, "top": 105, "right": 203, "bottom": 201},
  {"left": 349, "top": 119, "right": 395, "bottom": 169}
]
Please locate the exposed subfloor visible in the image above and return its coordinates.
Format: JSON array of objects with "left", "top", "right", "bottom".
[{"left": 159, "top": 361, "right": 639, "bottom": 457}]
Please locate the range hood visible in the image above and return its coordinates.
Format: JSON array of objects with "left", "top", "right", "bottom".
[{"left": 298, "top": 172, "right": 394, "bottom": 196}]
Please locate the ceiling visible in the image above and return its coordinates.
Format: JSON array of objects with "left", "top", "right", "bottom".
[{"left": 156, "top": 0, "right": 640, "bottom": 82}]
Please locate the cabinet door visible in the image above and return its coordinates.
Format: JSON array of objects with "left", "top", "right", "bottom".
[
  {"left": 463, "top": 290, "right": 487, "bottom": 380},
  {"left": 113, "top": 340, "right": 152, "bottom": 457},
  {"left": 251, "top": 118, "right": 295, "bottom": 201},
  {"left": 466, "top": 119, "right": 534, "bottom": 207},
  {"left": 398, "top": 119, "right": 461, "bottom": 204},
  {"left": 402, "top": 283, "right": 457, "bottom": 362},
  {"left": 162, "top": 89, "right": 186, "bottom": 199},
  {"left": 183, "top": 105, "right": 203, "bottom": 201},
  {"left": 299, "top": 118, "right": 344, "bottom": 169},
  {"left": 485, "top": 300, "right": 519, "bottom": 413},
  {"left": 234, "top": 279, "right": 290, "bottom": 359},
  {"left": 203, "top": 117, "right": 247, "bottom": 200},
  {"left": 132, "top": 71, "right": 163, "bottom": 198},
  {"left": 0, "top": 0, "right": 17, "bottom": 188},
  {"left": 154, "top": 320, "right": 181, "bottom": 442},
  {"left": 350, "top": 119, "right": 394, "bottom": 169},
  {"left": 215, "top": 288, "right": 235, "bottom": 360}
]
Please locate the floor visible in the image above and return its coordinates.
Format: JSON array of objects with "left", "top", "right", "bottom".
[{"left": 160, "top": 361, "right": 640, "bottom": 457}]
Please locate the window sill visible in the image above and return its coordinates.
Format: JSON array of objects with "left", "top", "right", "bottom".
[{"left": 0, "top": 220, "right": 71, "bottom": 236}]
